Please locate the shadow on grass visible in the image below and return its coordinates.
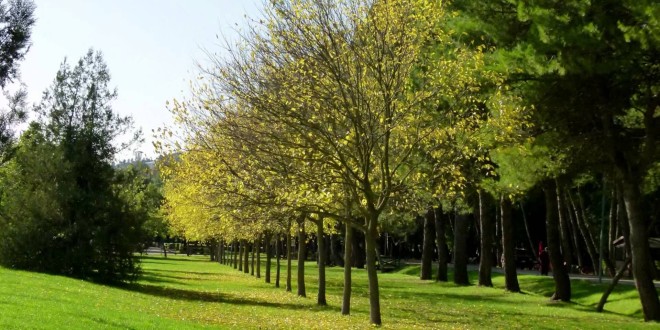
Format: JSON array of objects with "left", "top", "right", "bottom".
[
  {"left": 144, "top": 269, "right": 220, "bottom": 276},
  {"left": 117, "top": 282, "right": 336, "bottom": 313},
  {"left": 87, "top": 315, "right": 137, "bottom": 330},
  {"left": 139, "top": 256, "right": 209, "bottom": 263},
  {"left": 139, "top": 273, "right": 188, "bottom": 286}
]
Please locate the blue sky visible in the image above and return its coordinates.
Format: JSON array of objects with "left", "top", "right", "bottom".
[{"left": 20, "top": 0, "right": 262, "bottom": 159}]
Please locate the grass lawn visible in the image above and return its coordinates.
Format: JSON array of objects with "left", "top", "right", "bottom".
[{"left": 1, "top": 254, "right": 658, "bottom": 329}]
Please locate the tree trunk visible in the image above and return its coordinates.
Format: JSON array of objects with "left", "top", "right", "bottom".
[
  {"left": 453, "top": 212, "right": 470, "bottom": 286},
  {"left": 545, "top": 181, "right": 571, "bottom": 301},
  {"left": 556, "top": 183, "right": 573, "bottom": 268},
  {"left": 434, "top": 207, "right": 449, "bottom": 282},
  {"left": 621, "top": 179, "right": 660, "bottom": 321},
  {"left": 495, "top": 203, "right": 503, "bottom": 268},
  {"left": 501, "top": 196, "right": 520, "bottom": 292},
  {"left": 244, "top": 240, "right": 250, "bottom": 274},
  {"left": 330, "top": 233, "right": 341, "bottom": 266},
  {"left": 286, "top": 222, "right": 292, "bottom": 292},
  {"left": 352, "top": 230, "right": 366, "bottom": 268},
  {"left": 264, "top": 232, "right": 271, "bottom": 283},
  {"left": 342, "top": 222, "right": 353, "bottom": 315},
  {"left": 420, "top": 208, "right": 435, "bottom": 280},
  {"left": 251, "top": 242, "right": 255, "bottom": 276},
  {"left": 597, "top": 258, "right": 632, "bottom": 312},
  {"left": 316, "top": 218, "right": 327, "bottom": 306},
  {"left": 577, "top": 188, "right": 599, "bottom": 256},
  {"left": 233, "top": 241, "right": 238, "bottom": 269},
  {"left": 219, "top": 240, "right": 225, "bottom": 264},
  {"left": 256, "top": 236, "right": 261, "bottom": 279},
  {"left": 568, "top": 189, "right": 598, "bottom": 273},
  {"left": 238, "top": 240, "right": 244, "bottom": 272},
  {"left": 297, "top": 217, "right": 307, "bottom": 297},
  {"left": 608, "top": 189, "right": 617, "bottom": 270},
  {"left": 520, "top": 201, "right": 538, "bottom": 259},
  {"left": 265, "top": 233, "right": 271, "bottom": 283},
  {"left": 478, "top": 191, "right": 494, "bottom": 287},
  {"left": 365, "top": 213, "right": 382, "bottom": 325},
  {"left": 616, "top": 187, "right": 632, "bottom": 277},
  {"left": 565, "top": 192, "right": 585, "bottom": 271},
  {"left": 276, "top": 234, "right": 281, "bottom": 288}
]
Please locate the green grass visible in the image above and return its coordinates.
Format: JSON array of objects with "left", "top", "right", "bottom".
[{"left": 1, "top": 255, "right": 658, "bottom": 329}]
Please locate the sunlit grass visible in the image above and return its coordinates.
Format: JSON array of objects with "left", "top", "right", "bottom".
[{"left": 1, "top": 254, "right": 657, "bottom": 329}]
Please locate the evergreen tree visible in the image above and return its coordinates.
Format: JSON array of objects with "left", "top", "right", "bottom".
[
  {"left": 0, "top": 0, "right": 35, "bottom": 163},
  {"left": 0, "top": 49, "right": 145, "bottom": 283}
]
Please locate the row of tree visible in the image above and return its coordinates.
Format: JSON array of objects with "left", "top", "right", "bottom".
[{"left": 157, "top": 0, "right": 659, "bottom": 325}]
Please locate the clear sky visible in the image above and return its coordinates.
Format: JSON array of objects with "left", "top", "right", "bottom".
[{"left": 20, "top": 0, "right": 262, "bottom": 159}]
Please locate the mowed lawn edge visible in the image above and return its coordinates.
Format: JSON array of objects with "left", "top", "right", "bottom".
[{"left": 0, "top": 254, "right": 657, "bottom": 329}]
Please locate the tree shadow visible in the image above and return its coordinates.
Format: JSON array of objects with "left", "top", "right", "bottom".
[
  {"left": 86, "top": 315, "right": 137, "bottom": 330},
  {"left": 117, "top": 282, "right": 337, "bottom": 312},
  {"left": 144, "top": 269, "right": 219, "bottom": 276},
  {"left": 139, "top": 273, "right": 188, "bottom": 286},
  {"left": 139, "top": 256, "right": 209, "bottom": 263}
]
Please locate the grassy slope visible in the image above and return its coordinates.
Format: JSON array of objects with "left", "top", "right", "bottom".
[{"left": 1, "top": 255, "right": 658, "bottom": 329}]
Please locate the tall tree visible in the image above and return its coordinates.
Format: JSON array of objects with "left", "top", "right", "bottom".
[
  {"left": 453, "top": 212, "right": 470, "bottom": 285},
  {"left": 0, "top": 0, "right": 35, "bottom": 163},
  {"left": 500, "top": 196, "right": 520, "bottom": 292},
  {"left": 420, "top": 209, "right": 435, "bottom": 280},
  {"left": 0, "top": 50, "right": 144, "bottom": 282},
  {"left": 478, "top": 190, "right": 495, "bottom": 287}
]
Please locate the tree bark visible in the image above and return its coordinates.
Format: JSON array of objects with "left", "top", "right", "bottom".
[
  {"left": 251, "top": 241, "right": 255, "bottom": 276},
  {"left": 352, "top": 230, "right": 366, "bottom": 268},
  {"left": 453, "top": 212, "right": 470, "bottom": 286},
  {"left": 621, "top": 179, "right": 660, "bottom": 321},
  {"left": 520, "top": 202, "right": 538, "bottom": 259},
  {"left": 276, "top": 234, "right": 281, "bottom": 288},
  {"left": 244, "top": 241, "right": 250, "bottom": 274},
  {"left": 219, "top": 239, "right": 225, "bottom": 264},
  {"left": 478, "top": 191, "right": 494, "bottom": 287},
  {"left": 597, "top": 258, "right": 632, "bottom": 312},
  {"left": 501, "top": 196, "right": 520, "bottom": 292},
  {"left": 616, "top": 187, "right": 632, "bottom": 277},
  {"left": 297, "top": 217, "right": 307, "bottom": 297},
  {"left": 607, "top": 189, "right": 617, "bottom": 270},
  {"left": 545, "top": 181, "right": 571, "bottom": 301},
  {"left": 209, "top": 240, "right": 215, "bottom": 262},
  {"left": 233, "top": 241, "right": 238, "bottom": 269},
  {"left": 565, "top": 192, "right": 585, "bottom": 270},
  {"left": 330, "top": 233, "right": 341, "bottom": 266},
  {"left": 556, "top": 183, "right": 573, "bottom": 268},
  {"left": 420, "top": 208, "right": 435, "bottom": 280},
  {"left": 316, "top": 218, "right": 327, "bottom": 305},
  {"left": 342, "top": 222, "right": 353, "bottom": 315},
  {"left": 495, "top": 203, "right": 503, "bottom": 268},
  {"left": 434, "top": 207, "right": 449, "bottom": 282},
  {"left": 365, "top": 213, "right": 382, "bottom": 325},
  {"left": 256, "top": 236, "right": 261, "bottom": 279},
  {"left": 286, "top": 221, "right": 292, "bottom": 292},
  {"left": 265, "top": 233, "right": 271, "bottom": 283},
  {"left": 557, "top": 190, "right": 585, "bottom": 271},
  {"left": 568, "top": 189, "right": 598, "bottom": 273},
  {"left": 238, "top": 240, "right": 244, "bottom": 272}
]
